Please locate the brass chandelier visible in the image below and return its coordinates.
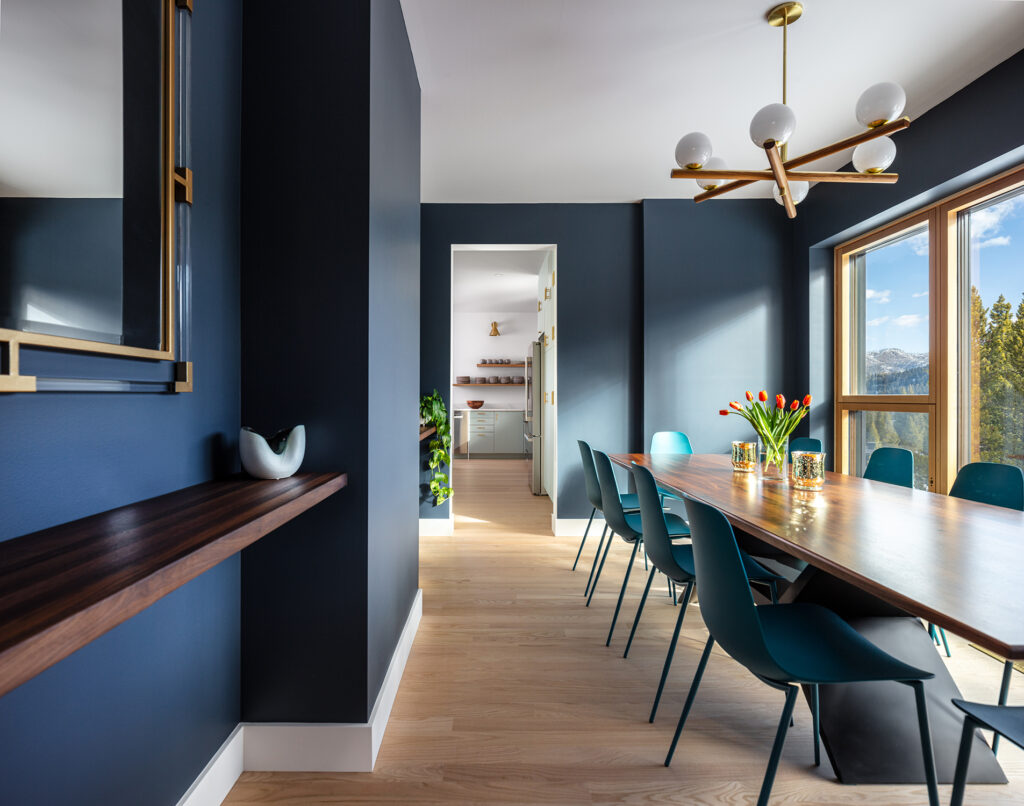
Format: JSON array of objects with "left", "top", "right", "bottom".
[{"left": 670, "top": 2, "right": 910, "bottom": 218}]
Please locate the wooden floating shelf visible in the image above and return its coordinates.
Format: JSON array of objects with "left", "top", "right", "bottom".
[
  {"left": 476, "top": 363, "right": 525, "bottom": 368},
  {"left": 0, "top": 471, "right": 347, "bottom": 699},
  {"left": 454, "top": 383, "right": 525, "bottom": 387},
  {"left": 419, "top": 425, "right": 436, "bottom": 441}
]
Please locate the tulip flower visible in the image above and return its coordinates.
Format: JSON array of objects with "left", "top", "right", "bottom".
[
  {"left": 790, "top": 400, "right": 799, "bottom": 411},
  {"left": 759, "top": 390, "right": 768, "bottom": 402},
  {"left": 776, "top": 394, "right": 785, "bottom": 409},
  {"left": 745, "top": 391, "right": 754, "bottom": 401},
  {"left": 803, "top": 394, "right": 812, "bottom": 407},
  {"left": 719, "top": 409, "right": 729, "bottom": 416},
  {"left": 730, "top": 401, "right": 743, "bottom": 411}
]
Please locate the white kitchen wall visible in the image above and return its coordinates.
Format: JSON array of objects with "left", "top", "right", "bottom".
[{"left": 451, "top": 311, "right": 538, "bottom": 410}]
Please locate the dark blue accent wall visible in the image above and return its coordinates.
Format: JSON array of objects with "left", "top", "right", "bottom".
[
  {"left": 0, "top": 1, "right": 242, "bottom": 804},
  {"left": 792, "top": 47, "right": 1024, "bottom": 455},
  {"left": 642, "top": 200, "right": 792, "bottom": 454},
  {"left": 420, "top": 204, "right": 644, "bottom": 520},
  {"left": 240, "top": 0, "right": 420, "bottom": 723},
  {"left": 367, "top": 0, "right": 421, "bottom": 711}
]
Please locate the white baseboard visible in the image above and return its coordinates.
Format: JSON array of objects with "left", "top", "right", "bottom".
[
  {"left": 176, "top": 725, "right": 244, "bottom": 806},
  {"left": 419, "top": 517, "right": 454, "bottom": 536},
  {"left": 245, "top": 587, "right": 423, "bottom": 772},
  {"left": 553, "top": 516, "right": 605, "bottom": 537},
  {"left": 179, "top": 589, "right": 423, "bottom": 801}
]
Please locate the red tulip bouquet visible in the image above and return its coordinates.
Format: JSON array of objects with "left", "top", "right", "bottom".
[{"left": 720, "top": 391, "right": 812, "bottom": 478}]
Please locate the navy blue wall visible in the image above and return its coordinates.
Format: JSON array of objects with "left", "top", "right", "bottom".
[
  {"left": 366, "top": 0, "right": 421, "bottom": 711},
  {"left": 420, "top": 204, "right": 644, "bottom": 520},
  {"left": 643, "top": 199, "right": 792, "bottom": 454},
  {"left": 240, "top": 0, "right": 420, "bottom": 722},
  {"left": 792, "top": 47, "right": 1024, "bottom": 455},
  {"left": 0, "top": 0, "right": 243, "bottom": 803}
]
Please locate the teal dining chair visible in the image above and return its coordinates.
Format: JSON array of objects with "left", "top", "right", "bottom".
[
  {"left": 863, "top": 446, "right": 914, "bottom": 486},
  {"left": 628, "top": 462, "right": 783, "bottom": 722},
  {"left": 949, "top": 460, "right": 1024, "bottom": 753},
  {"left": 863, "top": 447, "right": 951, "bottom": 656},
  {"left": 650, "top": 431, "right": 693, "bottom": 503},
  {"left": 665, "top": 496, "right": 940, "bottom": 806},
  {"left": 950, "top": 700, "right": 1024, "bottom": 806},
  {"left": 589, "top": 449, "right": 690, "bottom": 647},
  {"left": 788, "top": 436, "right": 821, "bottom": 459},
  {"left": 575, "top": 441, "right": 640, "bottom": 592}
]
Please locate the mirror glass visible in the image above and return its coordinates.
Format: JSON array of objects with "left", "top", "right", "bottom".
[{"left": 0, "top": 0, "right": 166, "bottom": 350}]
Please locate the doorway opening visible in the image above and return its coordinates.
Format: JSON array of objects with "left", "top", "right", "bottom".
[{"left": 449, "top": 244, "right": 558, "bottom": 532}]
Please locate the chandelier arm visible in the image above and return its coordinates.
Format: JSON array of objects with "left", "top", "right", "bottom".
[
  {"left": 765, "top": 142, "right": 796, "bottom": 218},
  {"left": 690, "top": 117, "right": 911, "bottom": 203},
  {"left": 672, "top": 169, "right": 898, "bottom": 184}
]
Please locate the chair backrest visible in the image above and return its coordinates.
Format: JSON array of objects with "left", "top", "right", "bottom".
[
  {"left": 683, "top": 496, "right": 787, "bottom": 681},
  {"left": 577, "top": 440, "right": 603, "bottom": 511},
  {"left": 593, "top": 449, "right": 640, "bottom": 540},
  {"left": 864, "top": 447, "right": 914, "bottom": 488},
  {"left": 789, "top": 436, "right": 822, "bottom": 459},
  {"left": 650, "top": 431, "right": 694, "bottom": 454},
  {"left": 630, "top": 463, "right": 693, "bottom": 581},
  {"left": 949, "top": 462, "right": 1024, "bottom": 511}
]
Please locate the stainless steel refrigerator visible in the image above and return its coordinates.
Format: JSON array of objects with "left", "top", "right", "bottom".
[{"left": 525, "top": 338, "right": 544, "bottom": 494}]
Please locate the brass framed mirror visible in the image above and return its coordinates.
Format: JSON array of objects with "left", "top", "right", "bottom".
[{"left": 0, "top": 0, "right": 193, "bottom": 393}]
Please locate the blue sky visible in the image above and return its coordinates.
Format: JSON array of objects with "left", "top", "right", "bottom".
[{"left": 863, "top": 189, "right": 1024, "bottom": 354}]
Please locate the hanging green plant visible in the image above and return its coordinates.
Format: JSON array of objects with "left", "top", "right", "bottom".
[{"left": 420, "top": 389, "right": 453, "bottom": 506}]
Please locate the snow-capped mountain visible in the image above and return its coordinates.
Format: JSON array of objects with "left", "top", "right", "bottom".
[{"left": 865, "top": 348, "right": 929, "bottom": 376}]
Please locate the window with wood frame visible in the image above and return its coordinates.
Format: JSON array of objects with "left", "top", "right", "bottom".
[{"left": 834, "top": 164, "right": 1024, "bottom": 493}]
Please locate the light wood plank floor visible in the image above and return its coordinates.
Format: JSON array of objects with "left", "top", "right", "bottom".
[{"left": 226, "top": 458, "right": 1024, "bottom": 804}]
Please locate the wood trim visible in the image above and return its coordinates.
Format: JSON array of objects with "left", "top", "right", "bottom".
[
  {"left": 419, "top": 425, "right": 437, "bottom": 442},
  {"left": 0, "top": 472, "right": 348, "bottom": 699}
]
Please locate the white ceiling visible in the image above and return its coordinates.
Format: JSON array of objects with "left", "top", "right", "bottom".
[
  {"left": 0, "top": 0, "right": 123, "bottom": 197},
  {"left": 402, "top": 0, "right": 1024, "bottom": 203},
  {"left": 452, "top": 249, "right": 549, "bottom": 313}
]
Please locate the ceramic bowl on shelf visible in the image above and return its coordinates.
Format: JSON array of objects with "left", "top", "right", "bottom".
[
  {"left": 512, "top": 377, "right": 525, "bottom": 384},
  {"left": 456, "top": 376, "right": 470, "bottom": 384},
  {"left": 487, "top": 376, "right": 500, "bottom": 383},
  {"left": 466, "top": 400, "right": 484, "bottom": 409},
  {"left": 473, "top": 376, "right": 487, "bottom": 383},
  {"left": 500, "top": 376, "right": 511, "bottom": 384}
]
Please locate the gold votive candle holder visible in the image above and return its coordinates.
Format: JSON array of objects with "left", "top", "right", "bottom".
[
  {"left": 791, "top": 451, "right": 826, "bottom": 490},
  {"left": 731, "top": 440, "right": 757, "bottom": 473}
]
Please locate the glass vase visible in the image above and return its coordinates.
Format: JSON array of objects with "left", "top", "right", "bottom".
[
  {"left": 758, "top": 435, "right": 789, "bottom": 481},
  {"left": 791, "top": 451, "right": 826, "bottom": 490}
]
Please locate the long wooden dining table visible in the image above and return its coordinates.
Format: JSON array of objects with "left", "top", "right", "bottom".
[{"left": 610, "top": 452, "right": 1023, "bottom": 786}]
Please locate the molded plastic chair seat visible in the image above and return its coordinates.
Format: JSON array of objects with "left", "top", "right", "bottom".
[
  {"left": 788, "top": 436, "right": 822, "bottom": 459},
  {"left": 660, "top": 542, "right": 778, "bottom": 586},
  {"left": 864, "top": 446, "right": 914, "bottom": 487},
  {"left": 625, "top": 510, "right": 688, "bottom": 538},
  {"left": 665, "top": 496, "right": 940, "bottom": 806},
  {"left": 618, "top": 493, "right": 641, "bottom": 512},
  {"left": 757, "top": 604, "right": 931, "bottom": 684},
  {"left": 951, "top": 701, "right": 1024, "bottom": 806},
  {"left": 650, "top": 431, "right": 693, "bottom": 501}
]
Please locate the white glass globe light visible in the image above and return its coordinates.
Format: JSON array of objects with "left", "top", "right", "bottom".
[
  {"left": 852, "top": 136, "right": 897, "bottom": 173},
  {"left": 773, "top": 180, "right": 809, "bottom": 207},
  {"left": 675, "top": 132, "right": 713, "bottom": 169},
  {"left": 855, "top": 82, "right": 906, "bottom": 128},
  {"left": 696, "top": 157, "right": 728, "bottom": 190},
  {"left": 749, "top": 103, "right": 796, "bottom": 148}
]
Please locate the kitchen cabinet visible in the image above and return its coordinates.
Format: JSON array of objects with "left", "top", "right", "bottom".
[{"left": 466, "top": 410, "right": 525, "bottom": 456}]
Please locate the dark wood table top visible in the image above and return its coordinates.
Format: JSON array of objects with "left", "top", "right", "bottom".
[
  {"left": 611, "top": 453, "right": 1024, "bottom": 659},
  {"left": 0, "top": 471, "right": 347, "bottom": 698}
]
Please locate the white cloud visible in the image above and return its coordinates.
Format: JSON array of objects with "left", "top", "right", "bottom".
[
  {"left": 867, "top": 316, "right": 889, "bottom": 326},
  {"left": 906, "top": 231, "right": 929, "bottom": 256},
  {"left": 866, "top": 288, "right": 891, "bottom": 304},
  {"left": 979, "top": 235, "right": 1011, "bottom": 249},
  {"left": 893, "top": 314, "right": 925, "bottom": 327},
  {"left": 970, "top": 195, "right": 1024, "bottom": 243},
  {"left": 912, "top": 291, "right": 929, "bottom": 298}
]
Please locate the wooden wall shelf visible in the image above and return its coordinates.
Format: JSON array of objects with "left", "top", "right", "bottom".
[
  {"left": 0, "top": 471, "right": 347, "bottom": 699},
  {"left": 454, "top": 383, "right": 525, "bottom": 387},
  {"left": 419, "top": 425, "right": 436, "bottom": 441}
]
